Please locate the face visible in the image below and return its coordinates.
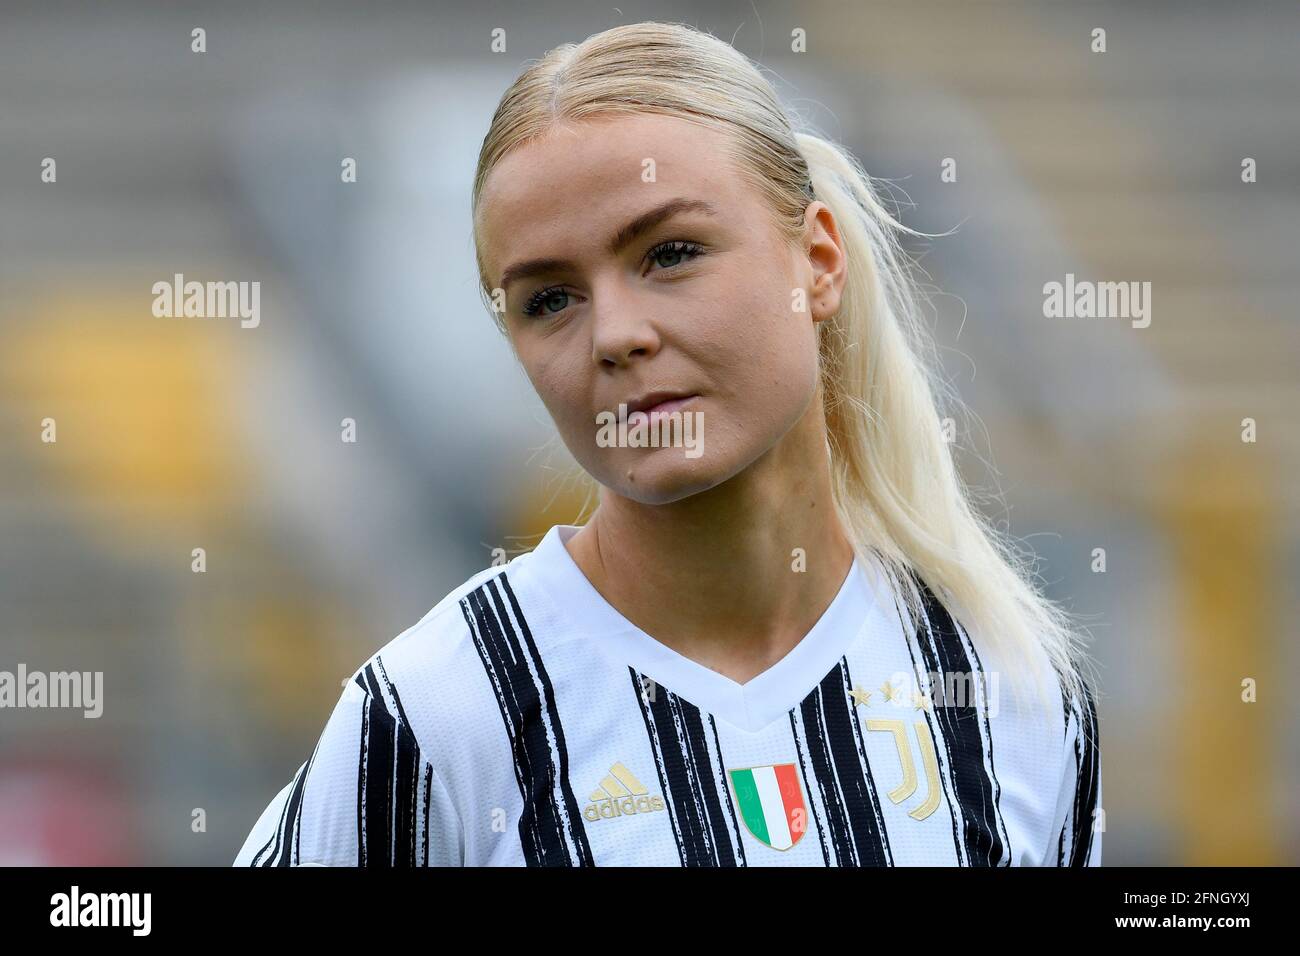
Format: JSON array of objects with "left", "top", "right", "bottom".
[{"left": 476, "top": 111, "right": 846, "bottom": 505}]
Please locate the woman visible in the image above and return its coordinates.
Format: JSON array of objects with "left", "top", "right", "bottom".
[{"left": 236, "top": 21, "right": 1101, "bottom": 867}]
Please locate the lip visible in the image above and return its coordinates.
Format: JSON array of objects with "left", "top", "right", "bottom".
[{"left": 621, "top": 391, "right": 699, "bottom": 421}]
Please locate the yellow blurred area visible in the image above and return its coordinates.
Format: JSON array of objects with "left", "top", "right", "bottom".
[
  {"left": 1158, "top": 436, "right": 1283, "bottom": 865},
  {"left": 180, "top": 589, "right": 359, "bottom": 738},
  {"left": 1, "top": 291, "right": 350, "bottom": 787},
  {"left": 0, "top": 294, "right": 246, "bottom": 539}
]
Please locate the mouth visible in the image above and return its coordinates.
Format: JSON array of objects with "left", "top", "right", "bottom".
[{"left": 619, "top": 391, "right": 699, "bottom": 423}]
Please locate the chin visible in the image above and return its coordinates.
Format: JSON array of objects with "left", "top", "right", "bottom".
[{"left": 596, "top": 448, "right": 733, "bottom": 506}]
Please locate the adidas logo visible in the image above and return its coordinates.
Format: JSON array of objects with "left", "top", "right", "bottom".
[{"left": 583, "top": 762, "right": 665, "bottom": 822}]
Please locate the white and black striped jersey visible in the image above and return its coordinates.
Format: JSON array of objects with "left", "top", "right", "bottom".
[{"left": 234, "top": 523, "right": 1102, "bottom": 867}]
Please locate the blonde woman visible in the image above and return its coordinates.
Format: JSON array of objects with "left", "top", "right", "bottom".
[{"left": 236, "top": 21, "right": 1101, "bottom": 867}]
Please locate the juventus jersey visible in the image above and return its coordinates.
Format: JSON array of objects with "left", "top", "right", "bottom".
[{"left": 234, "top": 523, "right": 1102, "bottom": 867}]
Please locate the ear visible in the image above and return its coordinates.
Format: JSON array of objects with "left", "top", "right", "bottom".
[{"left": 802, "top": 201, "right": 847, "bottom": 324}]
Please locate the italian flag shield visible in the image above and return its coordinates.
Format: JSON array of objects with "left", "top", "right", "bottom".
[{"left": 728, "top": 764, "right": 807, "bottom": 850}]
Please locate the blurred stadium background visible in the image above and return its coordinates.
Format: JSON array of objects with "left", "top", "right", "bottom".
[{"left": 0, "top": 0, "right": 1295, "bottom": 864}]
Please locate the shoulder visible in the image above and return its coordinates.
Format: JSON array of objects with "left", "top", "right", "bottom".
[
  {"left": 905, "top": 567, "right": 1095, "bottom": 780},
  {"left": 338, "top": 547, "right": 564, "bottom": 768},
  {"left": 351, "top": 561, "right": 506, "bottom": 684},
  {"left": 910, "top": 573, "right": 1104, "bottom": 864},
  {"left": 343, "top": 560, "right": 515, "bottom": 736},
  {"left": 898, "top": 567, "right": 1068, "bottom": 728},
  {"left": 924, "top": 576, "right": 1103, "bottom": 864},
  {"left": 235, "top": 556, "right": 551, "bottom": 867}
]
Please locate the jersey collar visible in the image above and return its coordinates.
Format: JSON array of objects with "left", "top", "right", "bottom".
[{"left": 519, "top": 523, "right": 885, "bottom": 733}]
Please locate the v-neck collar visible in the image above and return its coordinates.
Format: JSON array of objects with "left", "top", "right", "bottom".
[{"left": 518, "top": 524, "right": 886, "bottom": 733}]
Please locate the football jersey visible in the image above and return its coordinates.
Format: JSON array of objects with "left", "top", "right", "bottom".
[{"left": 234, "top": 523, "right": 1102, "bottom": 867}]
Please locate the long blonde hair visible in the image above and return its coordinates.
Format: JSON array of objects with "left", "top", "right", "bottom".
[{"left": 470, "top": 21, "right": 1096, "bottom": 713}]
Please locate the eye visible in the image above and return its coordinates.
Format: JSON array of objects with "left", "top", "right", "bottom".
[
  {"left": 521, "top": 286, "right": 571, "bottom": 318},
  {"left": 519, "top": 241, "right": 706, "bottom": 319},
  {"left": 646, "top": 240, "right": 705, "bottom": 272}
]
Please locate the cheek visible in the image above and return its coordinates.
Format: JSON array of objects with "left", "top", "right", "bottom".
[
  {"left": 518, "top": 341, "right": 593, "bottom": 437},
  {"left": 691, "top": 327, "right": 819, "bottom": 483},
  {"left": 694, "top": 268, "right": 821, "bottom": 412}
]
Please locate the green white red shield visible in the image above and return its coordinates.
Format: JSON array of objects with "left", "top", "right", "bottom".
[{"left": 728, "top": 764, "right": 807, "bottom": 850}]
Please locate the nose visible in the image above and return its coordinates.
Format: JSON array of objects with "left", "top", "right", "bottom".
[{"left": 590, "top": 284, "right": 661, "bottom": 368}]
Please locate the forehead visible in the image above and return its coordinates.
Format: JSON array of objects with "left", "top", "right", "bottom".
[{"left": 477, "top": 112, "right": 751, "bottom": 278}]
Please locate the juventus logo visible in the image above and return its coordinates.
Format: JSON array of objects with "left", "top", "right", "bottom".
[{"left": 864, "top": 718, "right": 942, "bottom": 821}]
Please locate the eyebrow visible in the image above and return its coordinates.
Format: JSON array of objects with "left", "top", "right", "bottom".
[{"left": 496, "top": 198, "right": 720, "bottom": 293}]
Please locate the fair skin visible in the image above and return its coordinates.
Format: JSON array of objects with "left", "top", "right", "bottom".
[{"left": 476, "top": 111, "right": 854, "bottom": 684}]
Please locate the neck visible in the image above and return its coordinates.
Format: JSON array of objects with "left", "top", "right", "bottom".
[{"left": 564, "top": 404, "right": 855, "bottom": 684}]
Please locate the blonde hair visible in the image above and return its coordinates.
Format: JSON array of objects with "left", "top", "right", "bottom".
[{"left": 470, "top": 21, "right": 1096, "bottom": 714}]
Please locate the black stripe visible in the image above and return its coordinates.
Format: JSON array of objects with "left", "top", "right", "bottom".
[
  {"left": 630, "top": 667, "right": 745, "bottom": 867},
  {"left": 497, "top": 574, "right": 592, "bottom": 866},
  {"left": 251, "top": 772, "right": 292, "bottom": 866},
  {"left": 906, "top": 576, "right": 1007, "bottom": 867},
  {"left": 790, "top": 711, "right": 833, "bottom": 865},
  {"left": 255, "top": 731, "right": 322, "bottom": 867},
  {"left": 629, "top": 671, "right": 686, "bottom": 864},
  {"left": 255, "top": 758, "right": 304, "bottom": 867},
  {"left": 1057, "top": 691, "right": 1070, "bottom": 865},
  {"left": 708, "top": 712, "right": 748, "bottom": 865},
  {"left": 463, "top": 584, "right": 544, "bottom": 860},
  {"left": 375, "top": 658, "right": 422, "bottom": 867},
  {"left": 1066, "top": 686, "right": 1102, "bottom": 866},
  {"left": 392, "top": 704, "right": 421, "bottom": 866},
  {"left": 355, "top": 689, "right": 370, "bottom": 866},
  {"left": 359, "top": 663, "right": 383, "bottom": 702},
  {"left": 360, "top": 674, "right": 395, "bottom": 865},
  {"left": 352, "top": 661, "right": 428, "bottom": 867},
  {"left": 898, "top": 598, "right": 967, "bottom": 861},
  {"left": 460, "top": 573, "right": 593, "bottom": 866},
  {"left": 1058, "top": 691, "right": 1070, "bottom": 865},
  {"left": 280, "top": 743, "right": 320, "bottom": 866},
  {"left": 795, "top": 660, "right": 893, "bottom": 866},
  {"left": 422, "top": 764, "right": 433, "bottom": 867},
  {"left": 961, "top": 627, "right": 1013, "bottom": 863},
  {"left": 376, "top": 656, "right": 413, "bottom": 727}
]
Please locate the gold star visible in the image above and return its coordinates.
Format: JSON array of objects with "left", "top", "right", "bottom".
[
  {"left": 850, "top": 685, "right": 873, "bottom": 707},
  {"left": 880, "top": 680, "right": 899, "bottom": 703},
  {"left": 912, "top": 690, "right": 932, "bottom": 712}
]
